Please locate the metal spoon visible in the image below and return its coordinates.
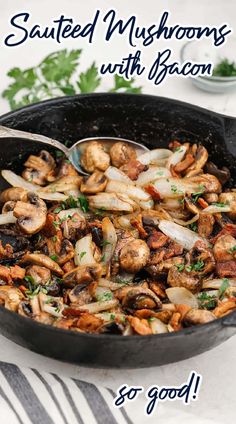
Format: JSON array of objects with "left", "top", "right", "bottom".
[{"left": 0, "top": 125, "right": 149, "bottom": 175}]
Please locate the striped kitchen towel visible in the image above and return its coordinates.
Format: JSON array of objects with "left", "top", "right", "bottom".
[{"left": 0, "top": 361, "right": 132, "bottom": 424}]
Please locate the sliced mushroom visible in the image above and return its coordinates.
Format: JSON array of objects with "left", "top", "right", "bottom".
[
  {"left": 0, "top": 187, "right": 28, "bottom": 204},
  {"left": 205, "top": 162, "right": 230, "bottom": 185},
  {"left": 167, "top": 266, "right": 201, "bottom": 293},
  {"left": 198, "top": 213, "right": 214, "bottom": 238},
  {"left": 20, "top": 253, "right": 63, "bottom": 276},
  {"left": 184, "top": 308, "right": 215, "bottom": 325},
  {"left": 119, "top": 239, "right": 150, "bottom": 273},
  {"left": 63, "top": 264, "right": 103, "bottom": 286},
  {"left": 13, "top": 192, "right": 47, "bottom": 235},
  {"left": 26, "top": 265, "right": 51, "bottom": 285},
  {"left": 218, "top": 192, "right": 236, "bottom": 220},
  {"left": 2, "top": 201, "right": 16, "bottom": 214},
  {"left": 0, "top": 285, "right": 24, "bottom": 311},
  {"left": 81, "top": 141, "right": 110, "bottom": 173},
  {"left": 80, "top": 171, "right": 107, "bottom": 194},
  {"left": 23, "top": 150, "right": 55, "bottom": 185},
  {"left": 213, "top": 234, "right": 236, "bottom": 262},
  {"left": 109, "top": 142, "right": 137, "bottom": 168},
  {"left": 121, "top": 286, "right": 162, "bottom": 310},
  {"left": 40, "top": 175, "right": 82, "bottom": 193},
  {"left": 68, "top": 283, "right": 92, "bottom": 305},
  {"left": 39, "top": 292, "right": 64, "bottom": 317},
  {"left": 185, "top": 145, "right": 208, "bottom": 177}
]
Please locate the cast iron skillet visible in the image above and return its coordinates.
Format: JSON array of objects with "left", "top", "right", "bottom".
[{"left": 0, "top": 93, "right": 235, "bottom": 368}]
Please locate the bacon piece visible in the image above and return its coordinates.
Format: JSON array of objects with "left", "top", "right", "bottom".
[
  {"left": 145, "top": 185, "right": 161, "bottom": 201},
  {"left": 216, "top": 261, "right": 236, "bottom": 278},
  {"left": 211, "top": 224, "right": 236, "bottom": 244},
  {"left": 62, "top": 260, "right": 75, "bottom": 273},
  {"left": 0, "top": 241, "right": 13, "bottom": 259},
  {"left": 131, "top": 214, "right": 148, "bottom": 238},
  {"left": 134, "top": 309, "right": 172, "bottom": 323},
  {"left": 127, "top": 316, "right": 152, "bottom": 335},
  {"left": 10, "top": 265, "right": 25, "bottom": 280},
  {"left": 120, "top": 160, "right": 147, "bottom": 181},
  {"left": 169, "top": 312, "right": 182, "bottom": 331},
  {"left": 77, "top": 313, "right": 103, "bottom": 332},
  {"left": 149, "top": 281, "right": 166, "bottom": 298},
  {"left": 174, "top": 154, "right": 195, "bottom": 173},
  {"left": 147, "top": 230, "right": 169, "bottom": 249},
  {"left": 198, "top": 198, "right": 209, "bottom": 209},
  {"left": 213, "top": 299, "right": 236, "bottom": 317}
]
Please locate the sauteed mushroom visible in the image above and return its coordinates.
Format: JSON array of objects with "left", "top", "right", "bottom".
[{"left": 0, "top": 138, "right": 236, "bottom": 336}]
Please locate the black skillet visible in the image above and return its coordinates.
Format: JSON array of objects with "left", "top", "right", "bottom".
[{"left": 0, "top": 93, "right": 235, "bottom": 368}]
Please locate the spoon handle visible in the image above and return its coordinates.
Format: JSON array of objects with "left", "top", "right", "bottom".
[{"left": 0, "top": 125, "right": 68, "bottom": 155}]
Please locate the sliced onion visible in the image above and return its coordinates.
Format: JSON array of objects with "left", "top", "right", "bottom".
[
  {"left": 158, "top": 219, "right": 208, "bottom": 250},
  {"left": 94, "top": 286, "right": 113, "bottom": 301},
  {"left": 1, "top": 170, "right": 39, "bottom": 191},
  {"left": 166, "top": 146, "right": 187, "bottom": 170},
  {"left": 150, "top": 318, "right": 168, "bottom": 334},
  {"left": 166, "top": 287, "right": 198, "bottom": 308},
  {"left": 98, "top": 278, "right": 124, "bottom": 290},
  {"left": 138, "top": 149, "right": 172, "bottom": 165},
  {"left": 139, "top": 199, "right": 154, "bottom": 210},
  {"left": 202, "top": 279, "right": 236, "bottom": 289},
  {"left": 0, "top": 211, "right": 17, "bottom": 225},
  {"left": 74, "top": 234, "right": 96, "bottom": 266},
  {"left": 106, "top": 180, "right": 151, "bottom": 202},
  {"left": 88, "top": 193, "right": 136, "bottom": 212},
  {"left": 173, "top": 213, "right": 199, "bottom": 227},
  {"left": 136, "top": 167, "right": 171, "bottom": 186},
  {"left": 202, "top": 204, "right": 231, "bottom": 214},
  {"left": 105, "top": 166, "right": 134, "bottom": 185},
  {"left": 152, "top": 177, "right": 200, "bottom": 198},
  {"left": 101, "top": 217, "right": 117, "bottom": 265},
  {"left": 78, "top": 299, "right": 118, "bottom": 313},
  {"left": 95, "top": 312, "right": 125, "bottom": 321},
  {"left": 58, "top": 208, "right": 85, "bottom": 221},
  {"left": 37, "top": 191, "right": 68, "bottom": 201}
]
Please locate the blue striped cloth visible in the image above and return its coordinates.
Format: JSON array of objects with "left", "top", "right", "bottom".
[{"left": 0, "top": 361, "right": 132, "bottom": 424}]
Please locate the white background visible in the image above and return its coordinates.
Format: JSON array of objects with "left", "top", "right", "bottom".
[{"left": 0, "top": 1, "right": 236, "bottom": 423}]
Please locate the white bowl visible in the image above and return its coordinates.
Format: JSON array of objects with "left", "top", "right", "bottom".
[{"left": 180, "top": 38, "right": 236, "bottom": 93}]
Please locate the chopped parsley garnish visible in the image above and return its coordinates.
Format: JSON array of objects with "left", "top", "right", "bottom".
[
  {"left": 175, "top": 263, "right": 185, "bottom": 272},
  {"left": 186, "top": 260, "right": 205, "bottom": 272},
  {"left": 101, "top": 240, "right": 111, "bottom": 247},
  {"left": 213, "top": 59, "right": 236, "bottom": 77},
  {"left": 54, "top": 207, "right": 62, "bottom": 214},
  {"left": 228, "top": 245, "right": 236, "bottom": 254},
  {"left": 115, "top": 276, "right": 131, "bottom": 285},
  {"left": 110, "top": 314, "right": 116, "bottom": 320},
  {"left": 50, "top": 255, "right": 58, "bottom": 261},
  {"left": 148, "top": 317, "right": 156, "bottom": 322},
  {"left": 191, "top": 185, "right": 205, "bottom": 203},
  {"left": 101, "top": 254, "right": 106, "bottom": 262},
  {"left": 174, "top": 146, "right": 181, "bottom": 152},
  {"left": 24, "top": 275, "right": 35, "bottom": 284},
  {"left": 188, "top": 222, "right": 198, "bottom": 232},
  {"left": 171, "top": 185, "right": 183, "bottom": 195},
  {"left": 211, "top": 202, "right": 227, "bottom": 208},
  {"left": 198, "top": 292, "right": 217, "bottom": 310},
  {"left": 52, "top": 235, "right": 58, "bottom": 242},
  {"left": 218, "top": 278, "right": 230, "bottom": 299},
  {"left": 78, "top": 195, "right": 89, "bottom": 212},
  {"left": 97, "top": 292, "right": 113, "bottom": 302},
  {"left": 79, "top": 251, "right": 87, "bottom": 260},
  {"left": 156, "top": 171, "right": 164, "bottom": 176}
]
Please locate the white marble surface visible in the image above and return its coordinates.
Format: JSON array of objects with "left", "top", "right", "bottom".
[{"left": 0, "top": 1, "right": 236, "bottom": 423}]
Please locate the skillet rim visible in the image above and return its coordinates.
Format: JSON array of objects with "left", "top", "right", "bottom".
[{"left": 0, "top": 92, "right": 235, "bottom": 343}]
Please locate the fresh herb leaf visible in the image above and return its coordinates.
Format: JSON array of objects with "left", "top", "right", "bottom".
[
  {"left": 50, "top": 255, "right": 58, "bottom": 261},
  {"left": 54, "top": 207, "right": 62, "bottom": 214},
  {"left": 101, "top": 240, "right": 111, "bottom": 247},
  {"left": 77, "top": 62, "right": 101, "bottom": 93},
  {"left": 218, "top": 278, "right": 230, "bottom": 299},
  {"left": 147, "top": 317, "right": 156, "bottom": 322},
  {"left": 2, "top": 49, "right": 142, "bottom": 110},
  {"left": 52, "top": 235, "right": 58, "bottom": 242},
  {"left": 213, "top": 59, "right": 236, "bottom": 77},
  {"left": 24, "top": 275, "right": 35, "bottom": 284},
  {"left": 97, "top": 291, "right": 113, "bottom": 302},
  {"left": 78, "top": 195, "right": 89, "bottom": 212},
  {"left": 175, "top": 263, "right": 185, "bottom": 272},
  {"left": 188, "top": 222, "right": 198, "bottom": 232},
  {"left": 198, "top": 292, "right": 217, "bottom": 310},
  {"left": 79, "top": 251, "right": 87, "bottom": 260},
  {"left": 186, "top": 260, "right": 205, "bottom": 272},
  {"left": 110, "top": 314, "right": 116, "bottom": 320},
  {"left": 109, "top": 75, "right": 142, "bottom": 93},
  {"left": 191, "top": 185, "right": 205, "bottom": 203},
  {"left": 228, "top": 245, "right": 236, "bottom": 254},
  {"left": 211, "top": 202, "right": 227, "bottom": 208}
]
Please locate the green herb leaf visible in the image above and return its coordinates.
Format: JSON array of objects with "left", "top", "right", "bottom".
[
  {"left": 198, "top": 292, "right": 217, "bottom": 310},
  {"left": 213, "top": 59, "right": 236, "bottom": 77},
  {"left": 228, "top": 245, "right": 236, "bottom": 254},
  {"left": 218, "top": 278, "right": 230, "bottom": 299},
  {"left": 110, "top": 75, "right": 142, "bottom": 93},
  {"left": 78, "top": 195, "right": 89, "bottom": 213},
  {"left": 79, "top": 251, "right": 87, "bottom": 260},
  {"left": 186, "top": 260, "right": 205, "bottom": 272},
  {"left": 24, "top": 275, "right": 35, "bottom": 284},
  {"left": 175, "top": 263, "right": 185, "bottom": 272},
  {"left": 101, "top": 240, "right": 111, "bottom": 247},
  {"left": 50, "top": 255, "right": 58, "bottom": 262},
  {"left": 97, "top": 291, "right": 113, "bottom": 302},
  {"left": 211, "top": 202, "right": 227, "bottom": 208},
  {"left": 77, "top": 62, "right": 101, "bottom": 93}
]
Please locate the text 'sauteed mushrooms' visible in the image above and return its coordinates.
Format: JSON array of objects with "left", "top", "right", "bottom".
[{"left": 0, "top": 138, "right": 236, "bottom": 336}]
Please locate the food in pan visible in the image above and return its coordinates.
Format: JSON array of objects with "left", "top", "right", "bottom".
[{"left": 0, "top": 139, "right": 236, "bottom": 336}]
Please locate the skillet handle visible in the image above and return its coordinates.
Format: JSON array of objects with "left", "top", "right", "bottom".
[{"left": 222, "top": 311, "right": 236, "bottom": 328}]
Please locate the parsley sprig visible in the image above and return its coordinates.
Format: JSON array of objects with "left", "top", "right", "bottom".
[{"left": 2, "top": 49, "right": 142, "bottom": 110}]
